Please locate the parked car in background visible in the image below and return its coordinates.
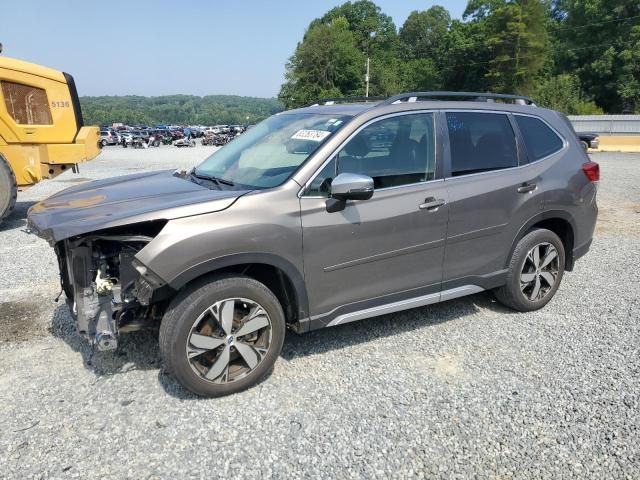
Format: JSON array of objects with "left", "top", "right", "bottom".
[
  {"left": 169, "top": 129, "right": 184, "bottom": 140},
  {"left": 99, "top": 130, "right": 118, "bottom": 147},
  {"left": 578, "top": 133, "right": 599, "bottom": 151},
  {"left": 28, "top": 91, "right": 599, "bottom": 398}
]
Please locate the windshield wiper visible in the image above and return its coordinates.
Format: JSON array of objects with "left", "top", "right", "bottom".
[{"left": 190, "top": 170, "right": 235, "bottom": 188}]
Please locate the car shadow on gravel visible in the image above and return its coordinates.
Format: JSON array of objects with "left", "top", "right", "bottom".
[
  {"left": 49, "top": 291, "right": 516, "bottom": 400},
  {"left": 0, "top": 201, "right": 37, "bottom": 232},
  {"left": 51, "top": 302, "right": 162, "bottom": 375},
  {"left": 282, "top": 291, "right": 515, "bottom": 360}
]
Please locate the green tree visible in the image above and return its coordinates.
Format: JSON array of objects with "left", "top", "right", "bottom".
[
  {"left": 80, "top": 95, "right": 282, "bottom": 126},
  {"left": 312, "top": 0, "right": 397, "bottom": 53},
  {"left": 307, "top": 0, "right": 401, "bottom": 97},
  {"left": 534, "top": 74, "right": 603, "bottom": 113},
  {"left": 399, "top": 6, "right": 451, "bottom": 61},
  {"left": 473, "top": 0, "right": 550, "bottom": 94},
  {"left": 396, "top": 6, "right": 451, "bottom": 91},
  {"left": 278, "top": 17, "right": 364, "bottom": 109},
  {"left": 443, "top": 19, "right": 492, "bottom": 92},
  {"left": 553, "top": 0, "right": 640, "bottom": 112}
]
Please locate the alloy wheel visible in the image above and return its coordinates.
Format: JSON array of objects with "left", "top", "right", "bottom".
[
  {"left": 520, "top": 242, "right": 559, "bottom": 301},
  {"left": 186, "top": 298, "right": 272, "bottom": 384}
]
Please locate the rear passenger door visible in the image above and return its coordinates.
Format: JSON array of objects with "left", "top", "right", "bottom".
[{"left": 441, "top": 110, "right": 543, "bottom": 291}]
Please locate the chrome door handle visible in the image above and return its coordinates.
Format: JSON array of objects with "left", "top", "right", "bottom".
[
  {"left": 517, "top": 182, "right": 537, "bottom": 193},
  {"left": 419, "top": 198, "right": 446, "bottom": 211}
]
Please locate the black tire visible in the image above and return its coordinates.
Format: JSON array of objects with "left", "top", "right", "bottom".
[
  {"left": 493, "top": 228, "right": 565, "bottom": 312},
  {"left": 159, "top": 275, "right": 286, "bottom": 397},
  {"left": 101, "top": 139, "right": 108, "bottom": 147},
  {"left": 580, "top": 140, "right": 589, "bottom": 152},
  {"left": 0, "top": 155, "right": 17, "bottom": 223}
]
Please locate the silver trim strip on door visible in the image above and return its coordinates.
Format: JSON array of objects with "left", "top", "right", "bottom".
[{"left": 326, "top": 285, "right": 484, "bottom": 327}]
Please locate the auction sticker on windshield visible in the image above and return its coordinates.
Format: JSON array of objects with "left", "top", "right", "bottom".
[{"left": 291, "top": 129, "right": 331, "bottom": 142}]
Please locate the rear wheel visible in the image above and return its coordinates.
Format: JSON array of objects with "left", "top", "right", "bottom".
[
  {"left": 101, "top": 139, "right": 108, "bottom": 147},
  {"left": 160, "top": 275, "right": 285, "bottom": 397},
  {"left": 494, "top": 228, "right": 565, "bottom": 312},
  {"left": 580, "top": 140, "right": 589, "bottom": 151},
  {"left": 0, "top": 155, "right": 17, "bottom": 224}
]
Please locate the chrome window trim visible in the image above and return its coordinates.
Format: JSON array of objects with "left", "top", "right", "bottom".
[{"left": 298, "top": 110, "right": 438, "bottom": 199}]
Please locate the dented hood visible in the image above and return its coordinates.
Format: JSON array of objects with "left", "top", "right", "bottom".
[{"left": 27, "top": 170, "right": 247, "bottom": 243}]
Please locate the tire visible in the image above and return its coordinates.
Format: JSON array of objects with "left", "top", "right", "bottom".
[
  {"left": 159, "top": 275, "right": 286, "bottom": 397},
  {"left": 0, "top": 155, "right": 17, "bottom": 223},
  {"left": 580, "top": 140, "right": 589, "bottom": 152},
  {"left": 493, "top": 228, "right": 565, "bottom": 312},
  {"left": 101, "top": 139, "right": 108, "bottom": 147}
]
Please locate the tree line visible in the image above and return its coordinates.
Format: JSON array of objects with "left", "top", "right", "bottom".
[
  {"left": 80, "top": 95, "right": 283, "bottom": 126},
  {"left": 278, "top": 0, "right": 640, "bottom": 114}
]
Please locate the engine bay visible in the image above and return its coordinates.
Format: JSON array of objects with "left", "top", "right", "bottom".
[{"left": 56, "top": 223, "right": 167, "bottom": 351}]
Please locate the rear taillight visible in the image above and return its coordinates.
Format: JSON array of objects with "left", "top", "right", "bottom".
[{"left": 582, "top": 161, "right": 600, "bottom": 182}]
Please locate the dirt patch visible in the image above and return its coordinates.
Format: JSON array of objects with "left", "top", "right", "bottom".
[
  {"left": 595, "top": 201, "right": 640, "bottom": 237},
  {"left": 0, "top": 300, "right": 49, "bottom": 342},
  {"left": 409, "top": 352, "right": 470, "bottom": 382}
]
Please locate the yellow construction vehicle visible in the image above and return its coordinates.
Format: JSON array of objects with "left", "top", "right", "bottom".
[{"left": 0, "top": 55, "right": 100, "bottom": 222}]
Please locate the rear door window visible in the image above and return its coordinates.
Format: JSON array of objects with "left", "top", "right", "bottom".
[
  {"left": 446, "top": 112, "right": 518, "bottom": 176},
  {"left": 515, "top": 115, "right": 564, "bottom": 161}
]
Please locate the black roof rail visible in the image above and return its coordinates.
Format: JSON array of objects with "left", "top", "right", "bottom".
[
  {"left": 305, "top": 96, "right": 387, "bottom": 107},
  {"left": 382, "top": 91, "right": 537, "bottom": 106}
]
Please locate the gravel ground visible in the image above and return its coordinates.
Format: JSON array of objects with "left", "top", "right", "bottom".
[{"left": 0, "top": 148, "right": 638, "bottom": 479}]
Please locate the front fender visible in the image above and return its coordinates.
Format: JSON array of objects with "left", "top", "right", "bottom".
[{"left": 135, "top": 187, "right": 307, "bottom": 319}]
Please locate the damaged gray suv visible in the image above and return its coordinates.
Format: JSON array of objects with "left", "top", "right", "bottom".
[{"left": 28, "top": 92, "right": 599, "bottom": 397}]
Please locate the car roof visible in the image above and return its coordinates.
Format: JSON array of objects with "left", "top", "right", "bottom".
[{"left": 285, "top": 99, "right": 557, "bottom": 121}]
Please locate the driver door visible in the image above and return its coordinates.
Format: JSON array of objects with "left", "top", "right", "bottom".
[{"left": 299, "top": 112, "right": 449, "bottom": 325}]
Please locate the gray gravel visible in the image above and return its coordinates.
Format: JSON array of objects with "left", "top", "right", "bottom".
[{"left": 0, "top": 149, "right": 638, "bottom": 479}]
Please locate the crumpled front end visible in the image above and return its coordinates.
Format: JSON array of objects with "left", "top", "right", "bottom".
[{"left": 56, "top": 222, "right": 170, "bottom": 350}]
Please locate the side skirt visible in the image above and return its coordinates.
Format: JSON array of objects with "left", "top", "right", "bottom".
[{"left": 308, "top": 285, "right": 485, "bottom": 329}]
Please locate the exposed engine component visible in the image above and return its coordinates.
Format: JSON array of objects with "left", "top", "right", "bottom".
[
  {"left": 95, "top": 331, "right": 118, "bottom": 351},
  {"left": 58, "top": 225, "right": 167, "bottom": 350}
]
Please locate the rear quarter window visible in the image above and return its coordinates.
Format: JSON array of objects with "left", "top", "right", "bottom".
[{"left": 515, "top": 115, "right": 564, "bottom": 161}]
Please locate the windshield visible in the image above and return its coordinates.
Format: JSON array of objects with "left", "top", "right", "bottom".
[{"left": 194, "top": 112, "right": 352, "bottom": 189}]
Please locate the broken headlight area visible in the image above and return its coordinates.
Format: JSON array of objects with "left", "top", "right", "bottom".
[{"left": 55, "top": 222, "right": 168, "bottom": 351}]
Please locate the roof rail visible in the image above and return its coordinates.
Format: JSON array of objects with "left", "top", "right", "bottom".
[
  {"left": 382, "top": 91, "right": 537, "bottom": 106},
  {"left": 305, "top": 96, "right": 387, "bottom": 107}
]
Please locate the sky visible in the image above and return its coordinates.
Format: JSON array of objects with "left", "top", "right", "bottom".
[{"left": 2, "top": 0, "right": 467, "bottom": 98}]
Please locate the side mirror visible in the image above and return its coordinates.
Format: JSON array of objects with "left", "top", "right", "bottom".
[{"left": 326, "top": 172, "right": 374, "bottom": 213}]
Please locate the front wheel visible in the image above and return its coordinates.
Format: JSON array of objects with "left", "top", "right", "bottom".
[
  {"left": 493, "top": 228, "right": 565, "bottom": 312},
  {"left": 159, "top": 275, "right": 285, "bottom": 397},
  {"left": 101, "top": 139, "right": 108, "bottom": 147}
]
